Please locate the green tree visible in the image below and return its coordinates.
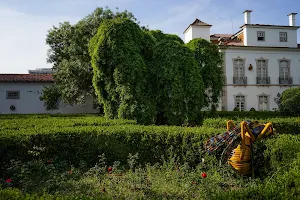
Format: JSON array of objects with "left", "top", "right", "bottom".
[
  {"left": 41, "top": 7, "right": 137, "bottom": 109},
  {"left": 146, "top": 30, "right": 205, "bottom": 125},
  {"left": 186, "top": 38, "right": 224, "bottom": 112},
  {"left": 39, "top": 85, "right": 61, "bottom": 110},
  {"left": 279, "top": 87, "right": 300, "bottom": 116},
  {"left": 89, "top": 18, "right": 155, "bottom": 123}
]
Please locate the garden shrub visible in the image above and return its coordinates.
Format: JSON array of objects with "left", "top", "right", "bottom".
[{"left": 279, "top": 87, "right": 300, "bottom": 117}]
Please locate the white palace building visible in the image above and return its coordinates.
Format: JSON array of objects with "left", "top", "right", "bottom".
[{"left": 184, "top": 10, "right": 300, "bottom": 111}]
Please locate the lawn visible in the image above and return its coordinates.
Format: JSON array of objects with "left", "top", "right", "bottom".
[{"left": 0, "top": 114, "right": 300, "bottom": 199}]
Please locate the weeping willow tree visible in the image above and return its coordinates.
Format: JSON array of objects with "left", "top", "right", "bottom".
[
  {"left": 89, "top": 18, "right": 155, "bottom": 124},
  {"left": 187, "top": 38, "right": 224, "bottom": 112},
  {"left": 89, "top": 18, "right": 223, "bottom": 125},
  {"left": 147, "top": 30, "right": 205, "bottom": 125}
]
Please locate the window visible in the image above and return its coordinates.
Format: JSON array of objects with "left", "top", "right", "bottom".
[
  {"left": 279, "top": 60, "right": 292, "bottom": 84},
  {"left": 256, "top": 59, "right": 270, "bottom": 84},
  {"left": 235, "top": 95, "right": 245, "bottom": 111},
  {"left": 6, "top": 91, "right": 20, "bottom": 99},
  {"left": 258, "top": 95, "right": 269, "bottom": 111},
  {"left": 279, "top": 60, "right": 290, "bottom": 79},
  {"left": 257, "top": 60, "right": 267, "bottom": 78},
  {"left": 279, "top": 32, "right": 287, "bottom": 42},
  {"left": 233, "top": 59, "right": 245, "bottom": 78},
  {"left": 257, "top": 31, "right": 265, "bottom": 41},
  {"left": 233, "top": 59, "right": 247, "bottom": 84}
]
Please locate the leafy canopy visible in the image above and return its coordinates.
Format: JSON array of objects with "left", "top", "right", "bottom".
[
  {"left": 187, "top": 38, "right": 224, "bottom": 111},
  {"left": 89, "top": 18, "right": 155, "bottom": 123},
  {"left": 279, "top": 87, "right": 300, "bottom": 116},
  {"left": 147, "top": 30, "right": 205, "bottom": 125},
  {"left": 41, "top": 7, "right": 137, "bottom": 109}
]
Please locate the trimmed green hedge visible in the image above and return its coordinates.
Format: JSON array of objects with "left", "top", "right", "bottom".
[
  {"left": 1, "top": 115, "right": 299, "bottom": 178},
  {"left": 203, "top": 111, "right": 282, "bottom": 119},
  {"left": 0, "top": 124, "right": 223, "bottom": 177},
  {"left": 202, "top": 117, "right": 300, "bottom": 134}
]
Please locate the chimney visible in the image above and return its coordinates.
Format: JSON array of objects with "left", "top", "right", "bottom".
[
  {"left": 243, "top": 10, "right": 252, "bottom": 24},
  {"left": 288, "top": 13, "right": 297, "bottom": 26}
]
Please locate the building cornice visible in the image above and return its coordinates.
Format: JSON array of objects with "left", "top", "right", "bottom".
[
  {"left": 226, "top": 84, "right": 300, "bottom": 87},
  {"left": 240, "top": 24, "right": 300, "bottom": 29},
  {"left": 219, "top": 45, "right": 300, "bottom": 51}
]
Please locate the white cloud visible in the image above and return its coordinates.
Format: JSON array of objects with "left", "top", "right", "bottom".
[{"left": 0, "top": 6, "right": 79, "bottom": 74}]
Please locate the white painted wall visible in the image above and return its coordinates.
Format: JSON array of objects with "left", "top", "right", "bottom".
[
  {"left": 223, "top": 47, "right": 300, "bottom": 111},
  {"left": 184, "top": 26, "right": 211, "bottom": 43},
  {"left": 224, "top": 48, "right": 300, "bottom": 85},
  {"left": 192, "top": 26, "right": 211, "bottom": 42},
  {"left": 244, "top": 26, "right": 298, "bottom": 47},
  {"left": 184, "top": 26, "right": 193, "bottom": 43},
  {"left": 226, "top": 85, "right": 298, "bottom": 111},
  {"left": 0, "top": 83, "right": 99, "bottom": 114}
]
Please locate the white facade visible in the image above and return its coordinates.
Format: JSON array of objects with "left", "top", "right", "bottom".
[
  {"left": 184, "top": 10, "right": 300, "bottom": 111},
  {"left": 184, "top": 26, "right": 211, "bottom": 43},
  {"left": 183, "top": 19, "right": 212, "bottom": 43},
  {"left": 0, "top": 82, "right": 99, "bottom": 114},
  {"left": 243, "top": 26, "right": 298, "bottom": 47}
]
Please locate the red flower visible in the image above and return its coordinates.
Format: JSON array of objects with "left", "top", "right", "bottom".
[
  {"left": 5, "top": 178, "right": 12, "bottom": 183},
  {"left": 201, "top": 172, "right": 207, "bottom": 178},
  {"left": 108, "top": 167, "right": 113, "bottom": 172},
  {"left": 47, "top": 159, "right": 53, "bottom": 164}
]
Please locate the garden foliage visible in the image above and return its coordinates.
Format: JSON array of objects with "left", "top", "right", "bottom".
[
  {"left": 1, "top": 115, "right": 300, "bottom": 199},
  {"left": 279, "top": 87, "right": 300, "bottom": 116}
]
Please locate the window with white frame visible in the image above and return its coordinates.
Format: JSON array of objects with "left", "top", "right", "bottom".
[
  {"left": 233, "top": 59, "right": 245, "bottom": 78},
  {"left": 257, "top": 60, "right": 267, "bottom": 78},
  {"left": 258, "top": 95, "right": 269, "bottom": 111},
  {"left": 6, "top": 91, "right": 20, "bottom": 99},
  {"left": 279, "top": 32, "right": 287, "bottom": 42},
  {"left": 235, "top": 95, "right": 245, "bottom": 111},
  {"left": 279, "top": 60, "right": 290, "bottom": 79},
  {"left": 257, "top": 31, "right": 265, "bottom": 41}
]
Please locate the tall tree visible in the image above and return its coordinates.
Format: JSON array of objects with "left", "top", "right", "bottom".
[
  {"left": 89, "top": 18, "right": 155, "bottom": 123},
  {"left": 187, "top": 38, "right": 224, "bottom": 111},
  {"left": 41, "top": 7, "right": 137, "bottom": 108},
  {"left": 148, "top": 30, "right": 205, "bottom": 125}
]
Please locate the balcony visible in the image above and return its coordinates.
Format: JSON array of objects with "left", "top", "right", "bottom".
[
  {"left": 233, "top": 77, "right": 247, "bottom": 85},
  {"left": 256, "top": 77, "right": 270, "bottom": 84},
  {"left": 279, "top": 77, "right": 293, "bottom": 84}
]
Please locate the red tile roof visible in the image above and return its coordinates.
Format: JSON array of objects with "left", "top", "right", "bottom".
[
  {"left": 190, "top": 18, "right": 212, "bottom": 27},
  {"left": 183, "top": 18, "right": 212, "bottom": 33},
  {"left": 210, "top": 34, "right": 233, "bottom": 38},
  {"left": 0, "top": 74, "right": 54, "bottom": 83}
]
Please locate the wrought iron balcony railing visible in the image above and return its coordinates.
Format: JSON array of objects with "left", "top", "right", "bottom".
[
  {"left": 279, "top": 77, "right": 293, "bottom": 84},
  {"left": 233, "top": 77, "right": 247, "bottom": 85},
  {"left": 256, "top": 77, "right": 270, "bottom": 84}
]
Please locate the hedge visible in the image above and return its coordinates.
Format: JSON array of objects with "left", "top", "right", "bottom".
[
  {"left": 1, "top": 116, "right": 299, "bottom": 178},
  {"left": 202, "top": 117, "right": 300, "bottom": 134},
  {"left": 0, "top": 116, "right": 136, "bottom": 131},
  {"left": 0, "top": 124, "right": 224, "bottom": 177},
  {"left": 202, "top": 111, "right": 282, "bottom": 119}
]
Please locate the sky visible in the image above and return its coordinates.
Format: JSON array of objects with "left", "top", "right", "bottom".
[{"left": 0, "top": 0, "right": 299, "bottom": 74}]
